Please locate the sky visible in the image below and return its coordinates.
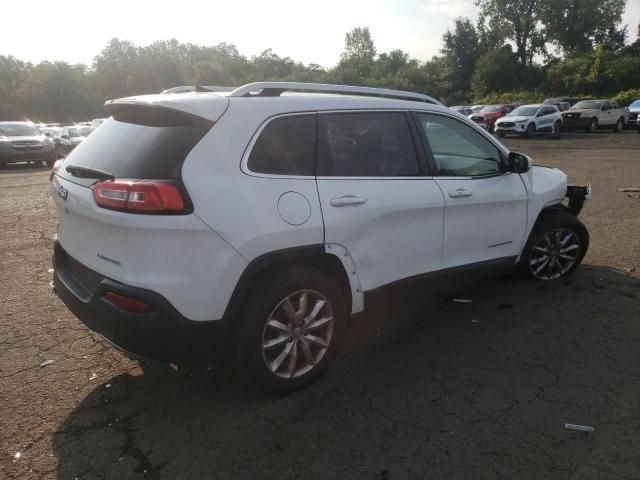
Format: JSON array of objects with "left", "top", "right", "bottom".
[{"left": 1, "top": 0, "right": 639, "bottom": 68}]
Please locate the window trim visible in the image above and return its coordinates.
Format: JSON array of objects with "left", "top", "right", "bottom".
[
  {"left": 411, "top": 110, "right": 510, "bottom": 180},
  {"left": 241, "top": 111, "right": 318, "bottom": 179},
  {"left": 316, "top": 109, "right": 428, "bottom": 179}
]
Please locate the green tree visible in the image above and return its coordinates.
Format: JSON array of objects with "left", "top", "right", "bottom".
[
  {"left": 475, "top": 0, "right": 545, "bottom": 67},
  {"left": 542, "top": 0, "right": 626, "bottom": 56},
  {"left": 441, "top": 18, "right": 482, "bottom": 99},
  {"left": 471, "top": 46, "right": 522, "bottom": 97}
]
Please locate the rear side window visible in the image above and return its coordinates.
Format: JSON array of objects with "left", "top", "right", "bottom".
[
  {"left": 64, "top": 105, "right": 212, "bottom": 179},
  {"left": 317, "top": 112, "right": 419, "bottom": 177},
  {"left": 248, "top": 115, "right": 316, "bottom": 176}
]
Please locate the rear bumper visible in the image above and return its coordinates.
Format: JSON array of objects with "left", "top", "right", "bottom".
[{"left": 52, "top": 241, "right": 231, "bottom": 361}]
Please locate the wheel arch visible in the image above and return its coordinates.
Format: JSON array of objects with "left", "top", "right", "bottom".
[{"left": 223, "top": 245, "right": 361, "bottom": 324}]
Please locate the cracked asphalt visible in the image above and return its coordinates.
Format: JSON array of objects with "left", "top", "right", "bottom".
[{"left": 1, "top": 131, "right": 639, "bottom": 480}]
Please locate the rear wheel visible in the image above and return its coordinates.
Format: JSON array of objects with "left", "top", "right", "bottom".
[
  {"left": 232, "top": 265, "right": 347, "bottom": 393},
  {"left": 517, "top": 210, "right": 589, "bottom": 280}
]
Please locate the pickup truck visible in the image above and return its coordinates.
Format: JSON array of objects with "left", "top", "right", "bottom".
[{"left": 562, "top": 99, "right": 629, "bottom": 133}]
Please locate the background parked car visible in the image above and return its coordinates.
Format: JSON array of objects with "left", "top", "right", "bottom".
[
  {"left": 0, "top": 121, "right": 56, "bottom": 167},
  {"left": 628, "top": 99, "right": 640, "bottom": 129},
  {"left": 495, "top": 104, "right": 563, "bottom": 138},
  {"left": 39, "top": 126, "right": 62, "bottom": 138},
  {"left": 54, "top": 125, "right": 95, "bottom": 158},
  {"left": 470, "top": 104, "right": 485, "bottom": 113},
  {"left": 562, "top": 99, "right": 629, "bottom": 133},
  {"left": 544, "top": 97, "right": 585, "bottom": 107},
  {"left": 450, "top": 106, "right": 473, "bottom": 116},
  {"left": 546, "top": 101, "right": 570, "bottom": 112},
  {"left": 469, "top": 104, "right": 518, "bottom": 132}
]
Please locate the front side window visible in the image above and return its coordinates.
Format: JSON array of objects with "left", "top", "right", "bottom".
[
  {"left": 417, "top": 113, "right": 503, "bottom": 177},
  {"left": 317, "top": 112, "right": 419, "bottom": 177},
  {"left": 248, "top": 114, "right": 316, "bottom": 176}
]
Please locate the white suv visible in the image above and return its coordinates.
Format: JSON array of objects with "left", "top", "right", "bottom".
[
  {"left": 495, "top": 104, "right": 563, "bottom": 138},
  {"left": 50, "top": 82, "right": 591, "bottom": 393}
]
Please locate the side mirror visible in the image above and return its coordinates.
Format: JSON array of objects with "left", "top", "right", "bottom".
[{"left": 507, "top": 151, "right": 532, "bottom": 173}]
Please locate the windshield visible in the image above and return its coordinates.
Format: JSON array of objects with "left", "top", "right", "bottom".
[
  {"left": 630, "top": 100, "right": 640, "bottom": 109},
  {"left": 573, "top": 100, "right": 603, "bottom": 110},
  {"left": 69, "top": 126, "right": 94, "bottom": 137},
  {"left": 0, "top": 124, "right": 41, "bottom": 137},
  {"left": 509, "top": 106, "right": 538, "bottom": 116},
  {"left": 480, "top": 105, "right": 503, "bottom": 113}
]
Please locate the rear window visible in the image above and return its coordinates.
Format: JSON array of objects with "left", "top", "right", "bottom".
[{"left": 64, "top": 105, "right": 212, "bottom": 179}]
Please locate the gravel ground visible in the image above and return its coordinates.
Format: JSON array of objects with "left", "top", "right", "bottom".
[{"left": 1, "top": 131, "right": 639, "bottom": 480}]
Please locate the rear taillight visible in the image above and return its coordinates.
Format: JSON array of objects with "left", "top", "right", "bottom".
[
  {"left": 102, "top": 291, "right": 150, "bottom": 313},
  {"left": 91, "top": 180, "right": 186, "bottom": 214},
  {"left": 49, "top": 159, "right": 63, "bottom": 182}
]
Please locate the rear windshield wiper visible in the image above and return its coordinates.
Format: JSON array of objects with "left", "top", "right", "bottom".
[{"left": 65, "top": 165, "right": 115, "bottom": 181}]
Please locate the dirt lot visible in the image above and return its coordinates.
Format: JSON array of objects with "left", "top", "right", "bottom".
[{"left": 1, "top": 131, "right": 639, "bottom": 480}]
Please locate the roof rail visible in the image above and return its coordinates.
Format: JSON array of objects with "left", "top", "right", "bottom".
[{"left": 228, "top": 82, "right": 442, "bottom": 105}]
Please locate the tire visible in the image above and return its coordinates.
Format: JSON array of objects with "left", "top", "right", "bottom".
[
  {"left": 516, "top": 210, "right": 589, "bottom": 281},
  {"left": 232, "top": 265, "right": 347, "bottom": 394},
  {"left": 613, "top": 118, "right": 624, "bottom": 133},
  {"left": 497, "top": 132, "right": 506, "bottom": 138},
  {"left": 551, "top": 120, "right": 562, "bottom": 138},
  {"left": 525, "top": 123, "right": 536, "bottom": 138},
  {"left": 586, "top": 118, "right": 598, "bottom": 133}
]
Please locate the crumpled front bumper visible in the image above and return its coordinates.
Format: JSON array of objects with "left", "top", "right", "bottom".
[{"left": 566, "top": 184, "right": 591, "bottom": 216}]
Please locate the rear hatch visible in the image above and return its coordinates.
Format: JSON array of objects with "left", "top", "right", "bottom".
[{"left": 50, "top": 96, "right": 241, "bottom": 320}]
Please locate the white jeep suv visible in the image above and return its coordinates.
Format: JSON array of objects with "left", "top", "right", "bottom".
[
  {"left": 50, "top": 82, "right": 591, "bottom": 393},
  {"left": 495, "top": 104, "right": 563, "bottom": 138}
]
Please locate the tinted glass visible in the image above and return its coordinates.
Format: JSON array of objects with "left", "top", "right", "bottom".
[
  {"left": 417, "top": 113, "right": 503, "bottom": 177},
  {"left": 0, "top": 123, "right": 41, "bottom": 137},
  {"left": 510, "top": 106, "right": 538, "bottom": 116},
  {"left": 317, "top": 112, "right": 419, "bottom": 177},
  {"left": 573, "top": 101, "right": 602, "bottom": 110},
  {"left": 630, "top": 100, "right": 640, "bottom": 108},
  {"left": 248, "top": 115, "right": 315, "bottom": 175},
  {"left": 64, "top": 106, "right": 211, "bottom": 179}
]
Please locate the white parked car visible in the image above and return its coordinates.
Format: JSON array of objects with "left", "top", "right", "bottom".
[
  {"left": 562, "top": 99, "right": 630, "bottom": 132},
  {"left": 50, "top": 82, "right": 591, "bottom": 393},
  {"left": 495, "top": 104, "right": 563, "bottom": 138}
]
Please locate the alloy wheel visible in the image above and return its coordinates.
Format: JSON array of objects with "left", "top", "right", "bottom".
[
  {"left": 529, "top": 228, "right": 580, "bottom": 280},
  {"left": 261, "top": 290, "right": 334, "bottom": 379}
]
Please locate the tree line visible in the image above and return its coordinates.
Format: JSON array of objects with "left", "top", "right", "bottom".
[{"left": 1, "top": 0, "right": 639, "bottom": 122}]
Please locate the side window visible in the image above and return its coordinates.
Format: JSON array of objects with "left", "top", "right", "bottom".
[
  {"left": 602, "top": 102, "right": 612, "bottom": 111},
  {"left": 417, "top": 113, "right": 504, "bottom": 177},
  {"left": 247, "top": 114, "right": 315, "bottom": 175},
  {"left": 317, "top": 112, "right": 419, "bottom": 177}
]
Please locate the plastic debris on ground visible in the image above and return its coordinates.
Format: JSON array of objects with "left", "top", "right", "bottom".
[
  {"left": 40, "top": 359, "right": 55, "bottom": 367},
  {"left": 471, "top": 319, "right": 481, "bottom": 324},
  {"left": 452, "top": 298, "right": 472, "bottom": 303},
  {"left": 169, "top": 363, "right": 179, "bottom": 371},
  {"left": 89, "top": 373, "right": 97, "bottom": 381},
  {"left": 564, "top": 423, "right": 594, "bottom": 432},
  {"left": 13, "top": 452, "right": 21, "bottom": 460},
  {"left": 618, "top": 187, "right": 640, "bottom": 192}
]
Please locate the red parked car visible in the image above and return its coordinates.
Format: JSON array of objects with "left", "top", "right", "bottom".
[{"left": 469, "top": 104, "right": 518, "bottom": 132}]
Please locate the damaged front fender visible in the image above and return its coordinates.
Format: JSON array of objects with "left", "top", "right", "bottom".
[{"left": 566, "top": 184, "right": 592, "bottom": 216}]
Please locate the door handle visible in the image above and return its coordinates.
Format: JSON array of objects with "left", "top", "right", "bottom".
[
  {"left": 448, "top": 189, "right": 473, "bottom": 198},
  {"left": 329, "top": 195, "right": 367, "bottom": 207}
]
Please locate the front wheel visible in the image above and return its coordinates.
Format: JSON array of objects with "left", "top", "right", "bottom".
[
  {"left": 587, "top": 118, "right": 598, "bottom": 133},
  {"left": 525, "top": 123, "right": 536, "bottom": 138},
  {"left": 232, "top": 265, "right": 347, "bottom": 393},
  {"left": 517, "top": 210, "right": 589, "bottom": 280},
  {"left": 613, "top": 118, "right": 624, "bottom": 133}
]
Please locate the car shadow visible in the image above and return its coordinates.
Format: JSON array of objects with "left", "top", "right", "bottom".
[
  {"left": 0, "top": 161, "right": 50, "bottom": 174},
  {"left": 52, "top": 265, "right": 640, "bottom": 480}
]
